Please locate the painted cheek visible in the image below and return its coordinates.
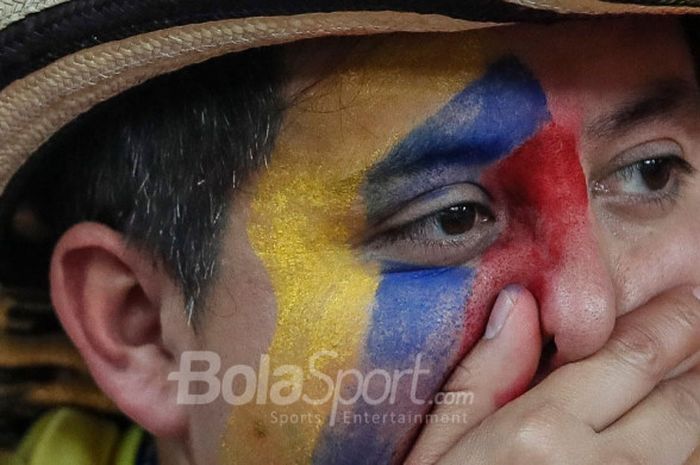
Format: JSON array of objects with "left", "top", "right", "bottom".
[
  {"left": 312, "top": 267, "right": 475, "bottom": 465},
  {"left": 367, "top": 267, "right": 475, "bottom": 371}
]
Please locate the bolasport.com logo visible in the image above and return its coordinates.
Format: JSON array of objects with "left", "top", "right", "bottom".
[{"left": 167, "top": 350, "right": 474, "bottom": 426}]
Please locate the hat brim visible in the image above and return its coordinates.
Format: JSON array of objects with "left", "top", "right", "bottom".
[{"left": 0, "top": 4, "right": 698, "bottom": 194}]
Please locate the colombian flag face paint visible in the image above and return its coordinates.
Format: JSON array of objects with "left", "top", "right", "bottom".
[{"left": 222, "top": 32, "right": 592, "bottom": 465}]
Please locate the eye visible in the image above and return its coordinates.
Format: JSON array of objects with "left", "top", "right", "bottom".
[
  {"left": 593, "top": 140, "right": 694, "bottom": 210},
  {"left": 361, "top": 183, "right": 499, "bottom": 268},
  {"left": 600, "top": 157, "right": 683, "bottom": 195}
]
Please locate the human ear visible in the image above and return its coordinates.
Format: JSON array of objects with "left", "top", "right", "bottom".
[{"left": 49, "top": 222, "right": 188, "bottom": 438}]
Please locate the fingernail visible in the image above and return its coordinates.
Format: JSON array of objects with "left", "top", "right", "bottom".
[
  {"left": 485, "top": 284, "right": 522, "bottom": 340},
  {"left": 693, "top": 287, "right": 700, "bottom": 301}
]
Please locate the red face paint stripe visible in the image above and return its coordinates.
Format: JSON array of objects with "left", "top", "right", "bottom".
[{"left": 462, "top": 123, "right": 590, "bottom": 403}]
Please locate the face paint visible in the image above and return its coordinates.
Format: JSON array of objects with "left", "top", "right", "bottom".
[
  {"left": 222, "top": 34, "right": 491, "bottom": 465},
  {"left": 223, "top": 33, "right": 593, "bottom": 465},
  {"left": 312, "top": 57, "right": 551, "bottom": 465}
]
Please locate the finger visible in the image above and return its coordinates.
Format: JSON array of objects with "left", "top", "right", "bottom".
[
  {"left": 601, "top": 367, "right": 700, "bottom": 465},
  {"left": 531, "top": 285, "right": 700, "bottom": 431},
  {"left": 404, "top": 285, "right": 542, "bottom": 465}
]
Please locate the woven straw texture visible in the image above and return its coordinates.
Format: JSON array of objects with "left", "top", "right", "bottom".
[
  {"left": 507, "top": 0, "right": 700, "bottom": 13},
  {"left": 0, "top": 0, "right": 69, "bottom": 29},
  {"left": 0, "top": 0, "right": 698, "bottom": 32}
]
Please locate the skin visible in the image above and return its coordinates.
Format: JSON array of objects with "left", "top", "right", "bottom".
[{"left": 47, "top": 17, "right": 700, "bottom": 465}]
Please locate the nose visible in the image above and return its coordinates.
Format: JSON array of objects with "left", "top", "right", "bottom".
[
  {"left": 477, "top": 122, "right": 616, "bottom": 366},
  {"left": 539, "top": 229, "right": 615, "bottom": 366}
]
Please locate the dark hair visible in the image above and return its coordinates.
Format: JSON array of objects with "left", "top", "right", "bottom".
[{"left": 0, "top": 46, "right": 286, "bottom": 321}]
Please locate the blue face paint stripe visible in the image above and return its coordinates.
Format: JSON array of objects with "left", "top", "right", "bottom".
[{"left": 366, "top": 267, "right": 475, "bottom": 368}]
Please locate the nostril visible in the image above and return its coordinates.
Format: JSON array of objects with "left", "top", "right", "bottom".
[{"left": 531, "top": 338, "right": 558, "bottom": 388}]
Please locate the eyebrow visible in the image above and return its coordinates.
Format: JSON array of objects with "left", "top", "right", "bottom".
[{"left": 585, "top": 78, "right": 697, "bottom": 139}]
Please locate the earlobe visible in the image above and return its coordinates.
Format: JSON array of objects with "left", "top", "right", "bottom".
[{"left": 49, "top": 222, "right": 189, "bottom": 438}]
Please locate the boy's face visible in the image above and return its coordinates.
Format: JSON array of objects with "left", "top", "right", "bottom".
[{"left": 182, "top": 18, "right": 700, "bottom": 464}]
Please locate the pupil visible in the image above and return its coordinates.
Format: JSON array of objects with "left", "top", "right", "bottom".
[
  {"left": 438, "top": 205, "right": 477, "bottom": 236},
  {"left": 640, "top": 159, "right": 672, "bottom": 191}
]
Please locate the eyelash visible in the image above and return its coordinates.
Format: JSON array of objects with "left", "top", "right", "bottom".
[
  {"left": 361, "top": 199, "right": 498, "bottom": 269},
  {"left": 379, "top": 203, "right": 493, "bottom": 246},
  {"left": 598, "top": 154, "right": 694, "bottom": 208}
]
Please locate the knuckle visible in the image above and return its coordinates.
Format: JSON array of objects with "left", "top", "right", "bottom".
[
  {"left": 657, "top": 376, "right": 700, "bottom": 428},
  {"left": 443, "top": 361, "right": 475, "bottom": 392},
  {"left": 605, "top": 322, "right": 666, "bottom": 381},
  {"left": 606, "top": 288, "right": 700, "bottom": 383},
  {"left": 664, "top": 293, "right": 700, "bottom": 335},
  {"left": 508, "top": 404, "right": 563, "bottom": 460}
]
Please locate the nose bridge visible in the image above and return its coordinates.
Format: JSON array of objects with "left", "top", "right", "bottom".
[{"left": 480, "top": 122, "right": 615, "bottom": 364}]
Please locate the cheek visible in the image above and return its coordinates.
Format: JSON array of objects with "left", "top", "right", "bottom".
[
  {"left": 606, "top": 219, "right": 700, "bottom": 314},
  {"left": 221, "top": 165, "right": 381, "bottom": 464},
  {"left": 311, "top": 267, "right": 476, "bottom": 464},
  {"left": 366, "top": 267, "right": 475, "bottom": 372}
]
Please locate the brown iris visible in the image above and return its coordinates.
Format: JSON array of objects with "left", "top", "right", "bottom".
[{"left": 639, "top": 158, "right": 673, "bottom": 191}]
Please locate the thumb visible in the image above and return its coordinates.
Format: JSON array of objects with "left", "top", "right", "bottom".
[{"left": 404, "top": 285, "right": 542, "bottom": 465}]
